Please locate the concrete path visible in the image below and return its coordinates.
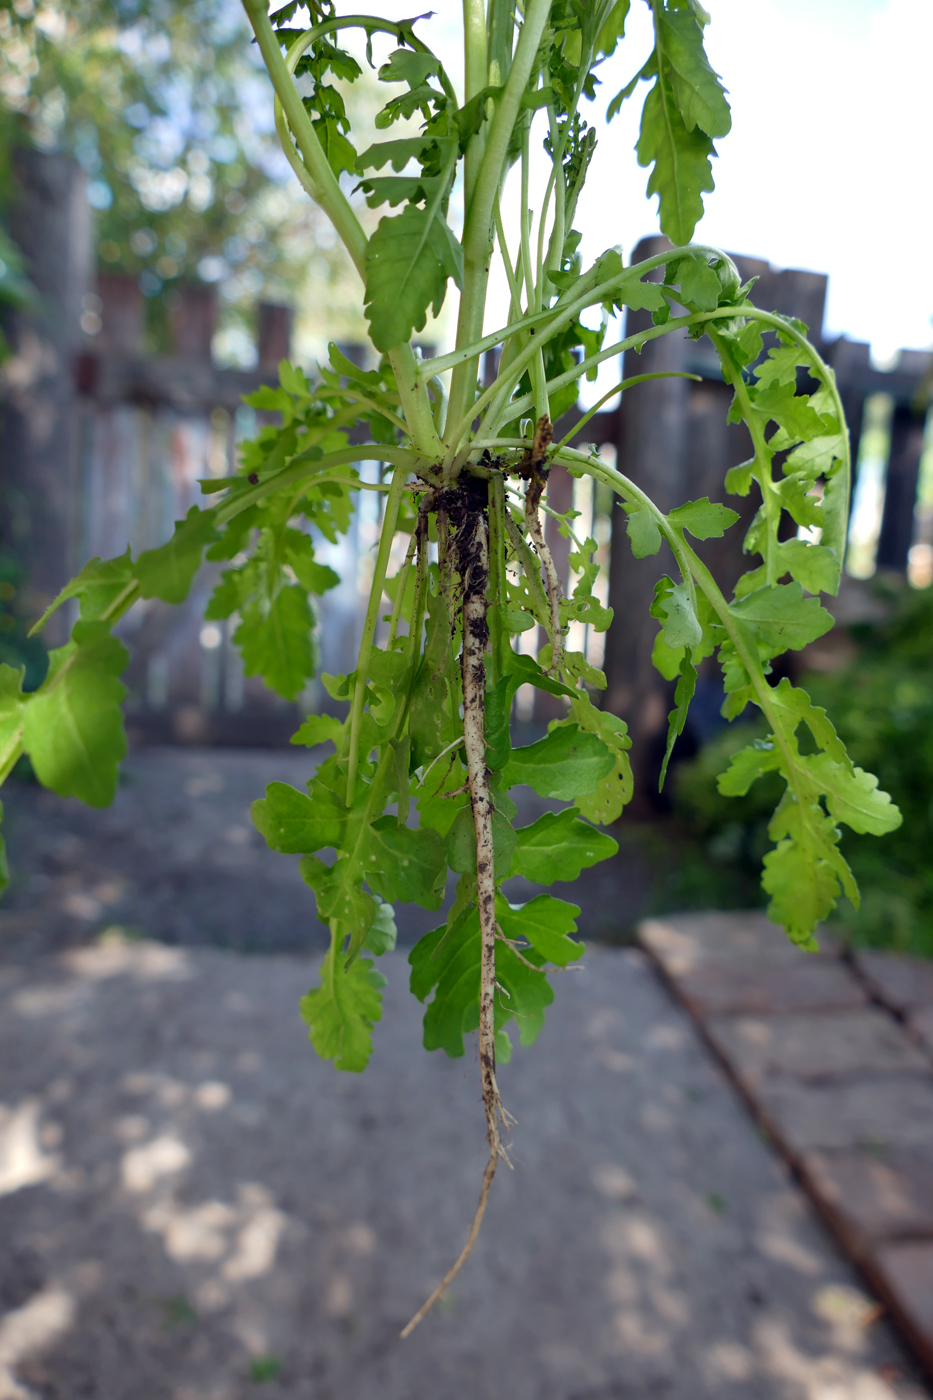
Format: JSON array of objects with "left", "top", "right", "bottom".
[
  {"left": 0, "top": 940, "right": 927, "bottom": 1400},
  {"left": 0, "top": 746, "right": 652, "bottom": 962}
]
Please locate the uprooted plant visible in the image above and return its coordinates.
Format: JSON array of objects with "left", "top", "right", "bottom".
[{"left": 2, "top": 0, "right": 902, "bottom": 1333}]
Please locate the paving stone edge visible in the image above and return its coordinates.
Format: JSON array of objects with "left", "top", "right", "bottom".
[{"left": 637, "top": 917, "right": 933, "bottom": 1385}]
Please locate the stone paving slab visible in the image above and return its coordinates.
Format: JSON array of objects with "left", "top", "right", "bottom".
[
  {"left": 910, "top": 1008, "right": 933, "bottom": 1056},
  {"left": 706, "top": 1010, "right": 931, "bottom": 1087},
  {"left": 638, "top": 913, "right": 933, "bottom": 1387},
  {"left": 800, "top": 1149, "right": 933, "bottom": 1247},
  {"left": 873, "top": 1245, "right": 933, "bottom": 1379},
  {"left": 855, "top": 953, "right": 933, "bottom": 1014},
  {"left": 753, "top": 1077, "right": 933, "bottom": 1154},
  {"left": 1, "top": 941, "right": 928, "bottom": 1400},
  {"left": 672, "top": 960, "right": 868, "bottom": 1017},
  {"left": 639, "top": 913, "right": 841, "bottom": 973}
]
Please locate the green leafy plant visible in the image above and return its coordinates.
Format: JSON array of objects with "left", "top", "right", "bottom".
[
  {"left": 675, "top": 582, "right": 933, "bottom": 956},
  {"left": 4, "top": 0, "right": 901, "bottom": 1331}
]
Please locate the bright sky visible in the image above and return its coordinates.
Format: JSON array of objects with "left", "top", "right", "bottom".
[{"left": 370, "top": 0, "right": 931, "bottom": 369}]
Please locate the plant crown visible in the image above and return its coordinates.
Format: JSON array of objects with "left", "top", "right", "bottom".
[{"left": 3, "top": 0, "right": 901, "bottom": 1329}]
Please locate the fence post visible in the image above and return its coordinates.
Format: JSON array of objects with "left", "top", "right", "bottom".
[
  {"left": 258, "top": 303, "right": 292, "bottom": 368},
  {"left": 603, "top": 235, "right": 691, "bottom": 795},
  {"left": 171, "top": 285, "right": 216, "bottom": 360},
  {"left": 97, "top": 273, "right": 145, "bottom": 354},
  {"left": 876, "top": 402, "right": 927, "bottom": 572},
  {"left": 0, "top": 150, "right": 92, "bottom": 645},
  {"left": 827, "top": 337, "right": 871, "bottom": 471}
]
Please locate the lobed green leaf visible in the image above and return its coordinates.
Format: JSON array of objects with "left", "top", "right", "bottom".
[
  {"left": 502, "top": 724, "right": 614, "bottom": 801},
  {"left": 300, "top": 944, "right": 386, "bottom": 1073},
  {"left": 22, "top": 622, "right": 128, "bottom": 808},
  {"left": 135, "top": 506, "right": 219, "bottom": 605},
  {"left": 510, "top": 809, "right": 618, "bottom": 885}
]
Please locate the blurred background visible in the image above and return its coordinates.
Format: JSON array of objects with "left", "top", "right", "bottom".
[{"left": 0, "top": 0, "right": 931, "bottom": 959}]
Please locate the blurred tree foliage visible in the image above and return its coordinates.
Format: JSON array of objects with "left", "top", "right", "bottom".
[
  {"left": 673, "top": 583, "right": 933, "bottom": 956},
  {"left": 0, "top": 0, "right": 353, "bottom": 359}
]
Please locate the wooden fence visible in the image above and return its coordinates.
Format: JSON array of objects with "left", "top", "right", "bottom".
[{"left": 1, "top": 160, "right": 930, "bottom": 755}]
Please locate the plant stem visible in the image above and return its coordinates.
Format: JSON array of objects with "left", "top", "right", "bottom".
[
  {"left": 243, "top": 0, "right": 440, "bottom": 455},
  {"left": 346, "top": 466, "right": 409, "bottom": 802},
  {"left": 213, "top": 445, "right": 419, "bottom": 526},
  {"left": 550, "top": 371, "right": 701, "bottom": 454},
  {"left": 462, "top": 0, "right": 488, "bottom": 214},
  {"left": 386, "top": 530, "right": 419, "bottom": 649},
  {"left": 554, "top": 447, "right": 699, "bottom": 614},
  {"left": 444, "top": 0, "right": 553, "bottom": 452}
]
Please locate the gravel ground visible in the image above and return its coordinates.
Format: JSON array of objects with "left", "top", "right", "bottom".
[{"left": 0, "top": 940, "right": 927, "bottom": 1400}]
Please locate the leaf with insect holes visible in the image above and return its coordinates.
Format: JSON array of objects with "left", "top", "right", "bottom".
[
  {"left": 22, "top": 622, "right": 128, "bottom": 808},
  {"left": 135, "top": 507, "right": 219, "bottom": 605},
  {"left": 511, "top": 809, "right": 618, "bottom": 885},
  {"left": 767, "top": 678, "right": 851, "bottom": 768},
  {"left": 569, "top": 695, "right": 634, "bottom": 825},
  {"left": 300, "top": 943, "right": 386, "bottom": 1072},
  {"left": 502, "top": 724, "right": 614, "bottom": 800}
]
